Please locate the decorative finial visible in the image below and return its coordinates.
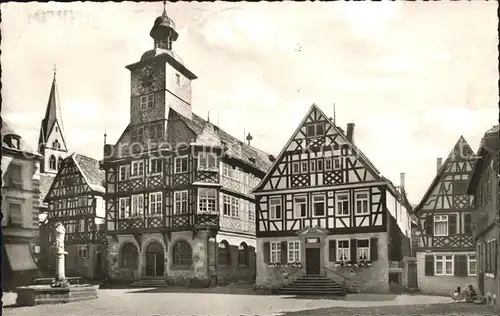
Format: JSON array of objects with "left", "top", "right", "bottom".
[
  {"left": 207, "top": 110, "right": 210, "bottom": 124},
  {"left": 104, "top": 129, "right": 107, "bottom": 145},
  {"left": 163, "top": 0, "right": 167, "bottom": 15},
  {"left": 53, "top": 64, "right": 57, "bottom": 79}
]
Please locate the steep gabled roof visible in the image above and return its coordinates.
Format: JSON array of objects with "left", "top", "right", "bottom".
[
  {"left": 414, "top": 136, "right": 475, "bottom": 214},
  {"left": 45, "top": 153, "right": 105, "bottom": 202},
  {"left": 467, "top": 124, "right": 499, "bottom": 194},
  {"left": 253, "top": 103, "right": 384, "bottom": 192},
  {"left": 73, "top": 153, "right": 105, "bottom": 193}
]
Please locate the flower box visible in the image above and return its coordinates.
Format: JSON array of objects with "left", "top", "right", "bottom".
[{"left": 267, "top": 262, "right": 303, "bottom": 268}]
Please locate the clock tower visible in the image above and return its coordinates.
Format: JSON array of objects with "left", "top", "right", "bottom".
[{"left": 125, "top": 2, "right": 197, "bottom": 145}]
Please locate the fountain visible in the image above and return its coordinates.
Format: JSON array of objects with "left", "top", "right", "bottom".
[{"left": 15, "top": 222, "right": 99, "bottom": 306}]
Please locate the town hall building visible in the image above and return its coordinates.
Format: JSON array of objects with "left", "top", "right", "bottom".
[{"left": 100, "top": 5, "right": 272, "bottom": 286}]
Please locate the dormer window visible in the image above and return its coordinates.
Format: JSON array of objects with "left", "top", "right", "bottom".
[
  {"left": 140, "top": 94, "right": 154, "bottom": 110},
  {"left": 175, "top": 73, "right": 181, "bottom": 85},
  {"left": 306, "top": 123, "right": 325, "bottom": 138},
  {"left": 4, "top": 134, "right": 21, "bottom": 150}
]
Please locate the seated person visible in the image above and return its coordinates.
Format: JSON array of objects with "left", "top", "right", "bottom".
[
  {"left": 465, "top": 284, "right": 478, "bottom": 301},
  {"left": 451, "top": 287, "right": 462, "bottom": 300}
]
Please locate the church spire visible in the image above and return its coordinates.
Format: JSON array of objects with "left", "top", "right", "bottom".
[
  {"left": 149, "top": 1, "right": 178, "bottom": 50},
  {"left": 37, "top": 67, "right": 69, "bottom": 174}
]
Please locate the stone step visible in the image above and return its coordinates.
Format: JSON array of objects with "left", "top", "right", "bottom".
[
  {"left": 130, "top": 279, "right": 168, "bottom": 287},
  {"left": 277, "top": 288, "right": 346, "bottom": 296},
  {"left": 289, "top": 283, "right": 344, "bottom": 289}
]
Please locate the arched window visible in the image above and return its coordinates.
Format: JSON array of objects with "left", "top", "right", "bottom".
[
  {"left": 238, "top": 242, "right": 248, "bottom": 266},
  {"left": 218, "top": 240, "right": 230, "bottom": 266},
  {"left": 52, "top": 139, "right": 60, "bottom": 149},
  {"left": 120, "top": 243, "right": 138, "bottom": 269},
  {"left": 49, "top": 155, "right": 56, "bottom": 170},
  {"left": 57, "top": 157, "right": 63, "bottom": 169},
  {"left": 172, "top": 240, "right": 192, "bottom": 266}
]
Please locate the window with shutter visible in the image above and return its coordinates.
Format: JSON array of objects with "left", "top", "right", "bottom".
[
  {"left": 370, "top": 238, "right": 378, "bottom": 261},
  {"left": 328, "top": 240, "right": 336, "bottom": 262},
  {"left": 425, "top": 215, "right": 434, "bottom": 236},
  {"left": 449, "top": 214, "right": 457, "bottom": 235},
  {"left": 425, "top": 255, "right": 434, "bottom": 276},
  {"left": 263, "top": 242, "right": 270, "bottom": 264},
  {"left": 350, "top": 239, "right": 357, "bottom": 263},
  {"left": 281, "top": 241, "right": 288, "bottom": 264}
]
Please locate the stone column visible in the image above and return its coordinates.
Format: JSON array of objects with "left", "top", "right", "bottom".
[{"left": 56, "top": 248, "right": 68, "bottom": 279}]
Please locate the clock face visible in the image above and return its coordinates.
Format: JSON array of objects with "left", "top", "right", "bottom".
[{"left": 139, "top": 66, "right": 158, "bottom": 90}]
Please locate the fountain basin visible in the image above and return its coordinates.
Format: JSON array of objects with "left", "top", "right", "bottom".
[{"left": 15, "top": 284, "right": 99, "bottom": 306}]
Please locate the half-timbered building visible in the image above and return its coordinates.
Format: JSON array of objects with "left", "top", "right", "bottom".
[
  {"left": 252, "top": 104, "right": 412, "bottom": 294},
  {"left": 43, "top": 153, "right": 106, "bottom": 279},
  {"left": 1, "top": 120, "right": 43, "bottom": 290},
  {"left": 100, "top": 6, "right": 272, "bottom": 286},
  {"left": 467, "top": 125, "right": 499, "bottom": 310},
  {"left": 413, "top": 137, "right": 477, "bottom": 295}
]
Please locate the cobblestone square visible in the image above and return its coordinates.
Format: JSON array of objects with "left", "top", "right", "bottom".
[{"left": 4, "top": 288, "right": 495, "bottom": 316}]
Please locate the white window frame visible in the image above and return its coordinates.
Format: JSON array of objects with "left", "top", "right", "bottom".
[
  {"left": 174, "top": 156, "right": 188, "bottom": 174},
  {"left": 140, "top": 93, "right": 154, "bottom": 109},
  {"left": 231, "top": 196, "right": 240, "bottom": 218},
  {"left": 292, "top": 162, "right": 300, "bottom": 174},
  {"left": 306, "top": 123, "right": 325, "bottom": 138},
  {"left": 316, "top": 159, "right": 323, "bottom": 172},
  {"left": 269, "top": 197, "right": 282, "bottom": 220},
  {"left": 434, "top": 215, "right": 449, "bottom": 237},
  {"left": 294, "top": 195, "right": 307, "bottom": 218},
  {"left": 198, "top": 153, "right": 217, "bottom": 170},
  {"left": 119, "top": 165, "right": 128, "bottom": 182},
  {"left": 312, "top": 194, "right": 326, "bottom": 217},
  {"left": 310, "top": 160, "right": 316, "bottom": 173},
  {"left": 248, "top": 204, "right": 255, "bottom": 222},
  {"left": 77, "top": 245, "right": 89, "bottom": 259},
  {"left": 337, "top": 240, "right": 350, "bottom": 261},
  {"left": 270, "top": 241, "right": 281, "bottom": 263},
  {"left": 174, "top": 190, "right": 188, "bottom": 214},
  {"left": 335, "top": 192, "right": 350, "bottom": 216},
  {"left": 301, "top": 161, "right": 308, "bottom": 173},
  {"left": 287, "top": 241, "right": 300, "bottom": 263},
  {"left": 131, "top": 194, "right": 144, "bottom": 217},
  {"left": 324, "top": 158, "right": 332, "bottom": 171},
  {"left": 148, "top": 192, "right": 162, "bottom": 216},
  {"left": 223, "top": 194, "right": 231, "bottom": 217},
  {"left": 468, "top": 254, "right": 477, "bottom": 276},
  {"left": 356, "top": 239, "right": 370, "bottom": 261},
  {"left": 435, "top": 254, "right": 454, "bottom": 276},
  {"left": 119, "top": 197, "right": 130, "bottom": 219},
  {"left": 198, "top": 188, "right": 217, "bottom": 213},
  {"left": 332, "top": 157, "right": 341, "bottom": 170},
  {"left": 149, "top": 157, "right": 163, "bottom": 175},
  {"left": 354, "top": 191, "right": 369, "bottom": 215},
  {"left": 130, "top": 160, "right": 144, "bottom": 178},
  {"left": 222, "top": 163, "right": 236, "bottom": 179}
]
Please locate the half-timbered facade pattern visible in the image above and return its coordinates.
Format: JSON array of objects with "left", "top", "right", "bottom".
[
  {"left": 44, "top": 153, "right": 106, "bottom": 279},
  {"left": 253, "top": 104, "right": 412, "bottom": 294},
  {"left": 413, "top": 137, "right": 478, "bottom": 294},
  {"left": 466, "top": 125, "right": 499, "bottom": 309},
  {"left": 101, "top": 7, "right": 272, "bottom": 285}
]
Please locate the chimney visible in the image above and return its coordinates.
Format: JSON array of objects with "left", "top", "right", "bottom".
[
  {"left": 346, "top": 123, "right": 355, "bottom": 143},
  {"left": 400, "top": 172, "right": 406, "bottom": 193},
  {"left": 436, "top": 157, "right": 443, "bottom": 173}
]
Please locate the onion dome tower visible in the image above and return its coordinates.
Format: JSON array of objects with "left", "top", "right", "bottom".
[{"left": 150, "top": 1, "right": 178, "bottom": 51}]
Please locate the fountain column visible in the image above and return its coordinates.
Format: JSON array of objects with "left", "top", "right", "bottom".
[{"left": 54, "top": 222, "right": 68, "bottom": 282}]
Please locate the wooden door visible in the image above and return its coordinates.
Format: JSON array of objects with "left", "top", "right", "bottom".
[
  {"left": 408, "top": 262, "right": 418, "bottom": 288},
  {"left": 305, "top": 248, "right": 320, "bottom": 275}
]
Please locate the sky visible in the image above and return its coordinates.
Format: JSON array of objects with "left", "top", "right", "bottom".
[{"left": 1, "top": 1, "right": 498, "bottom": 204}]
